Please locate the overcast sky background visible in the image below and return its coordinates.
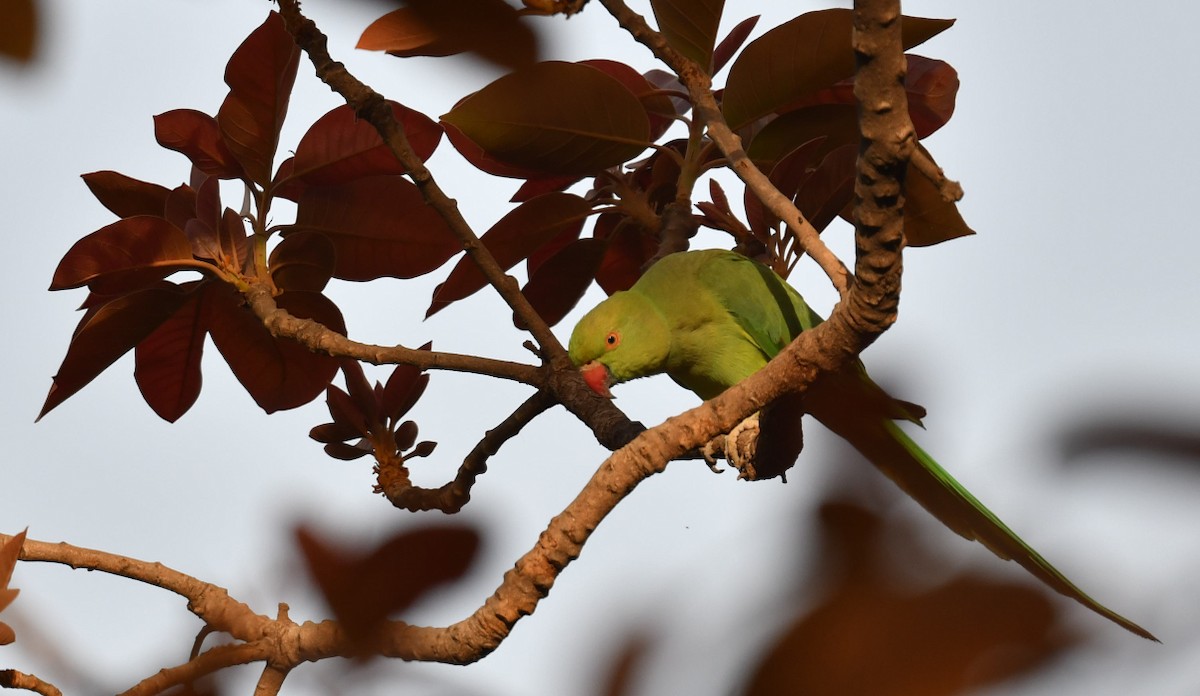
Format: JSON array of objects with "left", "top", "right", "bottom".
[{"left": 3, "top": 1, "right": 1200, "bottom": 694}]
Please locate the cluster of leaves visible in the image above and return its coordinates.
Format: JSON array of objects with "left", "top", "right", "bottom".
[
  {"left": 309, "top": 357, "right": 436, "bottom": 465},
  {"left": 43, "top": 4, "right": 969, "bottom": 428}
]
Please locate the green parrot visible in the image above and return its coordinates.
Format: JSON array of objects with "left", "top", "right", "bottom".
[{"left": 568, "top": 248, "right": 1154, "bottom": 640}]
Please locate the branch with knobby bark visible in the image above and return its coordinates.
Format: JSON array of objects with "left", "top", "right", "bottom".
[
  {"left": 596, "top": 0, "right": 853, "bottom": 297},
  {"left": 276, "top": 0, "right": 567, "bottom": 369},
  {"left": 0, "top": 670, "right": 61, "bottom": 696}
]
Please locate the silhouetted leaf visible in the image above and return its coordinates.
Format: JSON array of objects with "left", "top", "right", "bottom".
[
  {"left": 270, "top": 231, "right": 335, "bottom": 292},
  {"left": 580, "top": 59, "right": 677, "bottom": 141},
  {"left": 296, "top": 524, "right": 480, "bottom": 654},
  {"left": 164, "top": 184, "right": 198, "bottom": 232},
  {"left": 190, "top": 207, "right": 251, "bottom": 272},
  {"left": 154, "top": 109, "right": 245, "bottom": 179},
  {"left": 510, "top": 173, "right": 584, "bottom": 202},
  {"left": 427, "top": 192, "right": 591, "bottom": 316},
  {"left": 81, "top": 171, "right": 171, "bottom": 219},
  {"left": 0, "top": 0, "right": 35, "bottom": 61},
  {"left": 594, "top": 216, "right": 656, "bottom": 295},
  {"left": 39, "top": 284, "right": 193, "bottom": 419},
  {"left": 904, "top": 55, "right": 958, "bottom": 139},
  {"left": 381, "top": 364, "right": 429, "bottom": 424},
  {"left": 134, "top": 282, "right": 208, "bottom": 422},
  {"left": 50, "top": 216, "right": 197, "bottom": 295},
  {"left": 518, "top": 237, "right": 606, "bottom": 327},
  {"left": 357, "top": 0, "right": 538, "bottom": 71},
  {"left": 207, "top": 286, "right": 344, "bottom": 413},
  {"left": 280, "top": 102, "right": 442, "bottom": 192},
  {"left": 795, "top": 144, "right": 857, "bottom": 233},
  {"left": 216, "top": 12, "right": 300, "bottom": 185},
  {"left": 650, "top": 0, "right": 725, "bottom": 71},
  {"left": 291, "top": 175, "right": 459, "bottom": 280},
  {"left": 442, "top": 61, "right": 651, "bottom": 177},
  {"left": 722, "top": 9, "right": 953, "bottom": 129},
  {"left": 712, "top": 15, "right": 759, "bottom": 75}
]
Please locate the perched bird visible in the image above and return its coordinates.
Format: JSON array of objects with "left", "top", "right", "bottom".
[{"left": 568, "top": 248, "right": 1155, "bottom": 640}]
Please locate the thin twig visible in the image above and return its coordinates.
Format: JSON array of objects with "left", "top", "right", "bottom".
[
  {"left": 379, "top": 389, "right": 558, "bottom": 513},
  {"left": 119, "top": 643, "right": 272, "bottom": 696},
  {"left": 911, "top": 144, "right": 964, "bottom": 202},
  {"left": 243, "top": 284, "right": 541, "bottom": 385}
]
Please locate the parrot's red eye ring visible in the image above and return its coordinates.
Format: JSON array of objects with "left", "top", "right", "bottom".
[{"left": 606, "top": 331, "right": 620, "bottom": 348}]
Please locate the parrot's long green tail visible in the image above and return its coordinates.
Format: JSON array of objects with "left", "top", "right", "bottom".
[{"left": 811, "top": 399, "right": 1157, "bottom": 641}]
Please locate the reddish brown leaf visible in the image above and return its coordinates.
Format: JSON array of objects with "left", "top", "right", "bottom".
[
  {"left": 191, "top": 207, "right": 251, "bottom": 273},
  {"left": 154, "top": 109, "right": 245, "bottom": 179},
  {"left": 518, "top": 237, "right": 606, "bottom": 327},
  {"left": 269, "top": 231, "right": 334, "bottom": 292},
  {"left": 746, "top": 104, "right": 859, "bottom": 171},
  {"left": 291, "top": 175, "right": 459, "bottom": 280},
  {"left": 427, "top": 192, "right": 591, "bottom": 317},
  {"left": 309, "top": 421, "right": 362, "bottom": 445},
  {"left": 906, "top": 55, "right": 959, "bottom": 139},
  {"left": 340, "top": 358, "right": 379, "bottom": 429},
  {"left": 207, "top": 287, "right": 344, "bottom": 413},
  {"left": 510, "top": 173, "right": 583, "bottom": 202},
  {"left": 712, "top": 15, "right": 759, "bottom": 75},
  {"left": 50, "top": 216, "right": 197, "bottom": 295},
  {"left": 295, "top": 525, "right": 480, "bottom": 654},
  {"left": 217, "top": 12, "right": 300, "bottom": 185},
  {"left": 281, "top": 102, "right": 442, "bottom": 191},
  {"left": 325, "top": 385, "right": 369, "bottom": 438},
  {"left": 650, "top": 0, "right": 725, "bottom": 71},
  {"left": 134, "top": 283, "right": 208, "bottom": 422},
  {"left": 722, "top": 9, "right": 954, "bottom": 129},
  {"left": 164, "top": 184, "right": 198, "bottom": 232},
  {"left": 0, "top": 0, "right": 35, "bottom": 61},
  {"left": 580, "top": 59, "right": 677, "bottom": 142},
  {"left": 441, "top": 61, "right": 651, "bottom": 177},
  {"left": 39, "top": 284, "right": 193, "bottom": 419},
  {"left": 324, "top": 441, "right": 373, "bottom": 461},
  {"left": 81, "top": 171, "right": 171, "bottom": 219},
  {"left": 357, "top": 0, "right": 538, "bottom": 71},
  {"left": 795, "top": 144, "right": 857, "bottom": 233},
  {"left": 382, "top": 368, "right": 429, "bottom": 425},
  {"left": 595, "top": 221, "right": 656, "bottom": 295}
]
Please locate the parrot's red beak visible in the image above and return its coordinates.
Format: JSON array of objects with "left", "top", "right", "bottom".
[{"left": 580, "top": 361, "right": 613, "bottom": 399}]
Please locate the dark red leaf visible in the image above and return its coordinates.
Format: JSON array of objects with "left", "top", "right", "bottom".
[
  {"left": 207, "top": 286, "right": 345, "bottom": 413},
  {"left": 154, "top": 109, "right": 245, "bottom": 179},
  {"left": 427, "top": 192, "right": 591, "bottom": 317},
  {"left": 164, "top": 184, "right": 198, "bottom": 232},
  {"left": 722, "top": 9, "right": 954, "bottom": 129},
  {"left": 325, "top": 385, "right": 369, "bottom": 438},
  {"left": 0, "top": 0, "right": 36, "bottom": 61},
  {"left": 649, "top": 0, "right": 725, "bottom": 71},
  {"left": 905, "top": 55, "right": 959, "bottom": 139},
  {"left": 217, "top": 12, "right": 301, "bottom": 185},
  {"left": 190, "top": 208, "right": 251, "bottom": 272},
  {"left": 281, "top": 102, "right": 442, "bottom": 191},
  {"left": 357, "top": 0, "right": 538, "bottom": 71},
  {"left": 712, "top": 15, "right": 759, "bottom": 74},
  {"left": 324, "top": 441, "right": 373, "bottom": 461},
  {"left": 270, "top": 231, "right": 335, "bottom": 292},
  {"left": 510, "top": 173, "right": 583, "bottom": 202},
  {"left": 81, "top": 171, "right": 171, "bottom": 219},
  {"left": 134, "top": 282, "right": 208, "bottom": 422},
  {"left": 595, "top": 221, "right": 656, "bottom": 295},
  {"left": 441, "top": 61, "right": 651, "bottom": 177},
  {"left": 382, "top": 371, "right": 428, "bottom": 424},
  {"left": 309, "top": 421, "right": 363, "bottom": 445},
  {"left": 39, "top": 284, "right": 193, "bottom": 420},
  {"left": 746, "top": 104, "right": 859, "bottom": 171},
  {"left": 291, "top": 175, "right": 459, "bottom": 281},
  {"left": 642, "top": 69, "right": 692, "bottom": 118},
  {"left": 340, "top": 359, "right": 379, "bottom": 429},
  {"left": 50, "top": 216, "right": 197, "bottom": 294},
  {"left": 580, "top": 59, "right": 677, "bottom": 142},
  {"left": 518, "top": 237, "right": 606, "bottom": 328},
  {"left": 296, "top": 525, "right": 480, "bottom": 653},
  {"left": 410, "top": 441, "right": 437, "bottom": 458},
  {"left": 394, "top": 420, "right": 418, "bottom": 452},
  {"left": 796, "top": 144, "right": 858, "bottom": 233}
]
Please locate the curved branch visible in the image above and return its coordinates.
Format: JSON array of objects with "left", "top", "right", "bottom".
[
  {"left": 0, "top": 670, "right": 61, "bottom": 696},
  {"left": 596, "top": 0, "right": 853, "bottom": 296},
  {"left": 378, "top": 389, "right": 558, "bottom": 513},
  {"left": 276, "top": 0, "right": 571, "bottom": 370},
  {"left": 119, "top": 643, "right": 272, "bottom": 696}
]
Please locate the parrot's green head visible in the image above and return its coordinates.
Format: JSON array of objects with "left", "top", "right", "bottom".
[{"left": 568, "top": 291, "right": 670, "bottom": 398}]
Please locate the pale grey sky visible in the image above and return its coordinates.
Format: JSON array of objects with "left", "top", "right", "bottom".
[{"left": 2, "top": 2, "right": 1198, "bottom": 694}]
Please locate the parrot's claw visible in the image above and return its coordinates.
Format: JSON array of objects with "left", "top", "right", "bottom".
[
  {"left": 700, "top": 442, "right": 726, "bottom": 474},
  {"left": 700, "top": 412, "right": 761, "bottom": 479}
]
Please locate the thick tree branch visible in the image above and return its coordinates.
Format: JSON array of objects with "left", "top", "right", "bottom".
[
  {"left": 276, "top": 0, "right": 570, "bottom": 369},
  {"left": 0, "top": 670, "right": 61, "bottom": 696},
  {"left": 596, "top": 0, "right": 853, "bottom": 296}
]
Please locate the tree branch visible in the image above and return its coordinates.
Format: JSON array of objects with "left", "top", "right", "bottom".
[
  {"left": 596, "top": 0, "right": 853, "bottom": 296},
  {"left": 276, "top": 0, "right": 570, "bottom": 369},
  {"left": 243, "top": 283, "right": 541, "bottom": 385},
  {"left": 0, "top": 670, "right": 61, "bottom": 696}
]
